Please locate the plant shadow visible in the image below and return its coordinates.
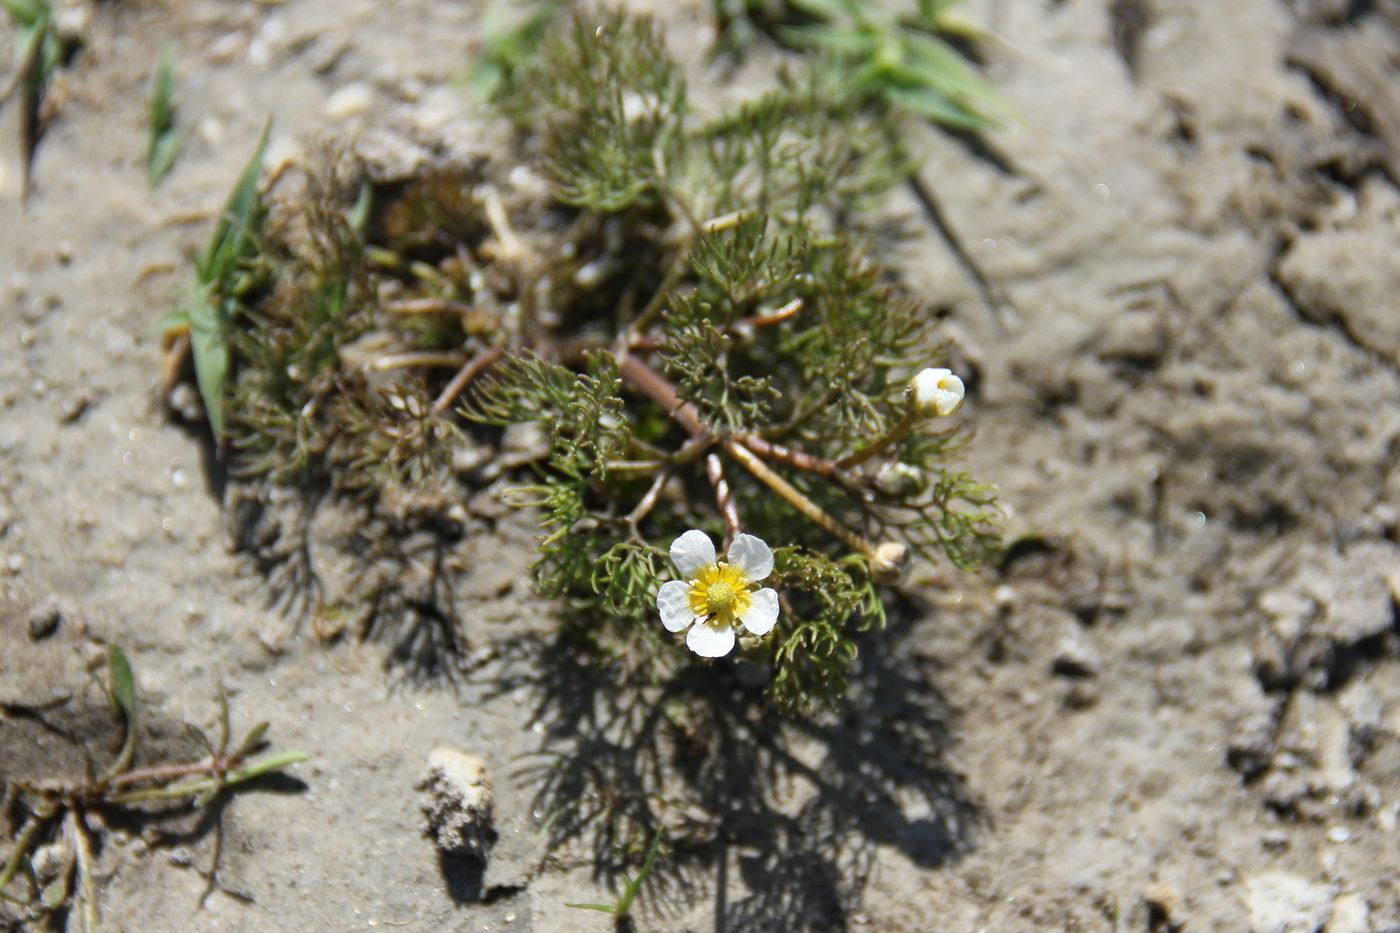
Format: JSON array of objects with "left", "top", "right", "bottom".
[
  {"left": 228, "top": 487, "right": 481, "bottom": 687},
  {"left": 486, "top": 599, "right": 982, "bottom": 932}
]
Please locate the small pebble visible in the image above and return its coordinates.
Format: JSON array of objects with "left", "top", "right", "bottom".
[
  {"left": 58, "top": 394, "right": 89, "bottom": 424},
  {"left": 168, "top": 382, "right": 204, "bottom": 423},
  {"left": 1143, "top": 881, "right": 1182, "bottom": 926},
  {"left": 207, "top": 32, "right": 247, "bottom": 64},
  {"left": 1328, "top": 892, "right": 1370, "bottom": 933},
  {"left": 419, "top": 747, "right": 494, "bottom": 858},
  {"left": 28, "top": 600, "right": 62, "bottom": 640},
  {"left": 1052, "top": 624, "right": 1100, "bottom": 678},
  {"left": 323, "top": 82, "right": 374, "bottom": 121}
]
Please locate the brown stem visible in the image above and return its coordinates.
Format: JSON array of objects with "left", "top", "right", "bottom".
[
  {"left": 724, "top": 440, "right": 879, "bottom": 558},
  {"left": 738, "top": 433, "right": 875, "bottom": 504},
  {"left": 616, "top": 353, "right": 706, "bottom": 437},
  {"left": 11, "top": 754, "right": 237, "bottom": 800},
  {"left": 614, "top": 353, "right": 883, "bottom": 556},
  {"left": 626, "top": 300, "right": 801, "bottom": 358},
  {"left": 106, "top": 755, "right": 238, "bottom": 790},
  {"left": 432, "top": 346, "right": 504, "bottom": 416},
  {"left": 627, "top": 469, "right": 671, "bottom": 527},
  {"left": 707, "top": 453, "right": 742, "bottom": 547},
  {"left": 738, "top": 433, "right": 855, "bottom": 487}
]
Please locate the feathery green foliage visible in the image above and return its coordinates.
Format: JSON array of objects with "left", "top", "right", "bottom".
[
  {"left": 503, "top": 10, "right": 686, "bottom": 213},
  {"left": 468, "top": 7, "right": 998, "bottom": 708}
]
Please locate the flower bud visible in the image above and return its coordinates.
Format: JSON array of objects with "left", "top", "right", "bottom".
[
  {"left": 909, "top": 367, "right": 965, "bottom": 418},
  {"left": 874, "top": 462, "right": 928, "bottom": 498},
  {"left": 870, "top": 541, "right": 910, "bottom": 584}
]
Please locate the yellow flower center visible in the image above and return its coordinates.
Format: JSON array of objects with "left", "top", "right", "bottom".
[
  {"left": 689, "top": 562, "right": 751, "bottom": 624},
  {"left": 705, "top": 581, "right": 737, "bottom": 612}
]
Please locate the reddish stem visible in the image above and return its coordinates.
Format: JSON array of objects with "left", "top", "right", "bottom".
[
  {"left": 432, "top": 346, "right": 505, "bottom": 416},
  {"left": 707, "top": 452, "right": 742, "bottom": 547},
  {"left": 616, "top": 353, "right": 706, "bottom": 437}
]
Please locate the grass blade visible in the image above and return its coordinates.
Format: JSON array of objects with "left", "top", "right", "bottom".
[
  {"left": 562, "top": 902, "right": 616, "bottom": 914},
  {"left": 615, "top": 826, "right": 665, "bottom": 916},
  {"left": 0, "top": 0, "right": 43, "bottom": 25},
  {"left": 104, "top": 645, "right": 139, "bottom": 777},
  {"left": 201, "top": 119, "right": 270, "bottom": 284},
  {"left": 149, "top": 132, "right": 179, "bottom": 187},
  {"left": 234, "top": 721, "right": 270, "bottom": 759},
  {"left": 106, "top": 645, "right": 137, "bottom": 725},
  {"left": 187, "top": 294, "right": 231, "bottom": 436},
  {"left": 147, "top": 49, "right": 178, "bottom": 188},
  {"left": 884, "top": 82, "right": 992, "bottom": 130}
]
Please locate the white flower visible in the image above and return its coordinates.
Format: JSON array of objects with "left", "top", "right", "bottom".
[
  {"left": 910, "top": 367, "right": 965, "bottom": 417},
  {"left": 656, "top": 530, "right": 780, "bottom": 658}
]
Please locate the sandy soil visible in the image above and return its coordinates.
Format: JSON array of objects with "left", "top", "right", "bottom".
[{"left": 3, "top": 0, "right": 1400, "bottom": 930}]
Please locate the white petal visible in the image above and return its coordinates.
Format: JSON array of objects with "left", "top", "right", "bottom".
[
  {"left": 686, "top": 621, "right": 736, "bottom": 658},
  {"left": 911, "top": 367, "right": 965, "bottom": 417},
  {"left": 670, "top": 529, "right": 717, "bottom": 579},
  {"left": 739, "top": 588, "right": 779, "bottom": 636},
  {"left": 727, "top": 533, "right": 773, "bottom": 583},
  {"left": 657, "top": 580, "right": 697, "bottom": 633}
]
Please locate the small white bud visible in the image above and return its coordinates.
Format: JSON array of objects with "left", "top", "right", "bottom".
[
  {"left": 909, "top": 367, "right": 965, "bottom": 418},
  {"left": 870, "top": 541, "right": 910, "bottom": 584},
  {"left": 875, "top": 462, "right": 927, "bottom": 498}
]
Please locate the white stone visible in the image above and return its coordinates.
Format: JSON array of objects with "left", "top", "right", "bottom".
[
  {"left": 419, "top": 747, "right": 494, "bottom": 858},
  {"left": 323, "top": 83, "right": 375, "bottom": 121},
  {"left": 1326, "top": 893, "right": 1369, "bottom": 933},
  {"left": 1243, "top": 872, "right": 1335, "bottom": 933}
]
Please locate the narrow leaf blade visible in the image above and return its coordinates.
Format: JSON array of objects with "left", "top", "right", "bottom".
[
  {"left": 187, "top": 296, "right": 231, "bottom": 436},
  {"left": 106, "top": 645, "right": 137, "bottom": 725},
  {"left": 202, "top": 119, "right": 270, "bottom": 285}
]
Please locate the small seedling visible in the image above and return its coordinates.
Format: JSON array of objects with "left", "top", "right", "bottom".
[
  {"left": 159, "top": 121, "right": 271, "bottom": 438},
  {"left": 782, "top": 0, "right": 1012, "bottom": 130},
  {"left": 0, "top": 0, "right": 78, "bottom": 196},
  {"left": 147, "top": 48, "right": 179, "bottom": 188},
  {"left": 466, "top": 0, "right": 565, "bottom": 102},
  {"left": 565, "top": 825, "right": 666, "bottom": 925},
  {"left": 0, "top": 647, "right": 306, "bottom": 929}
]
